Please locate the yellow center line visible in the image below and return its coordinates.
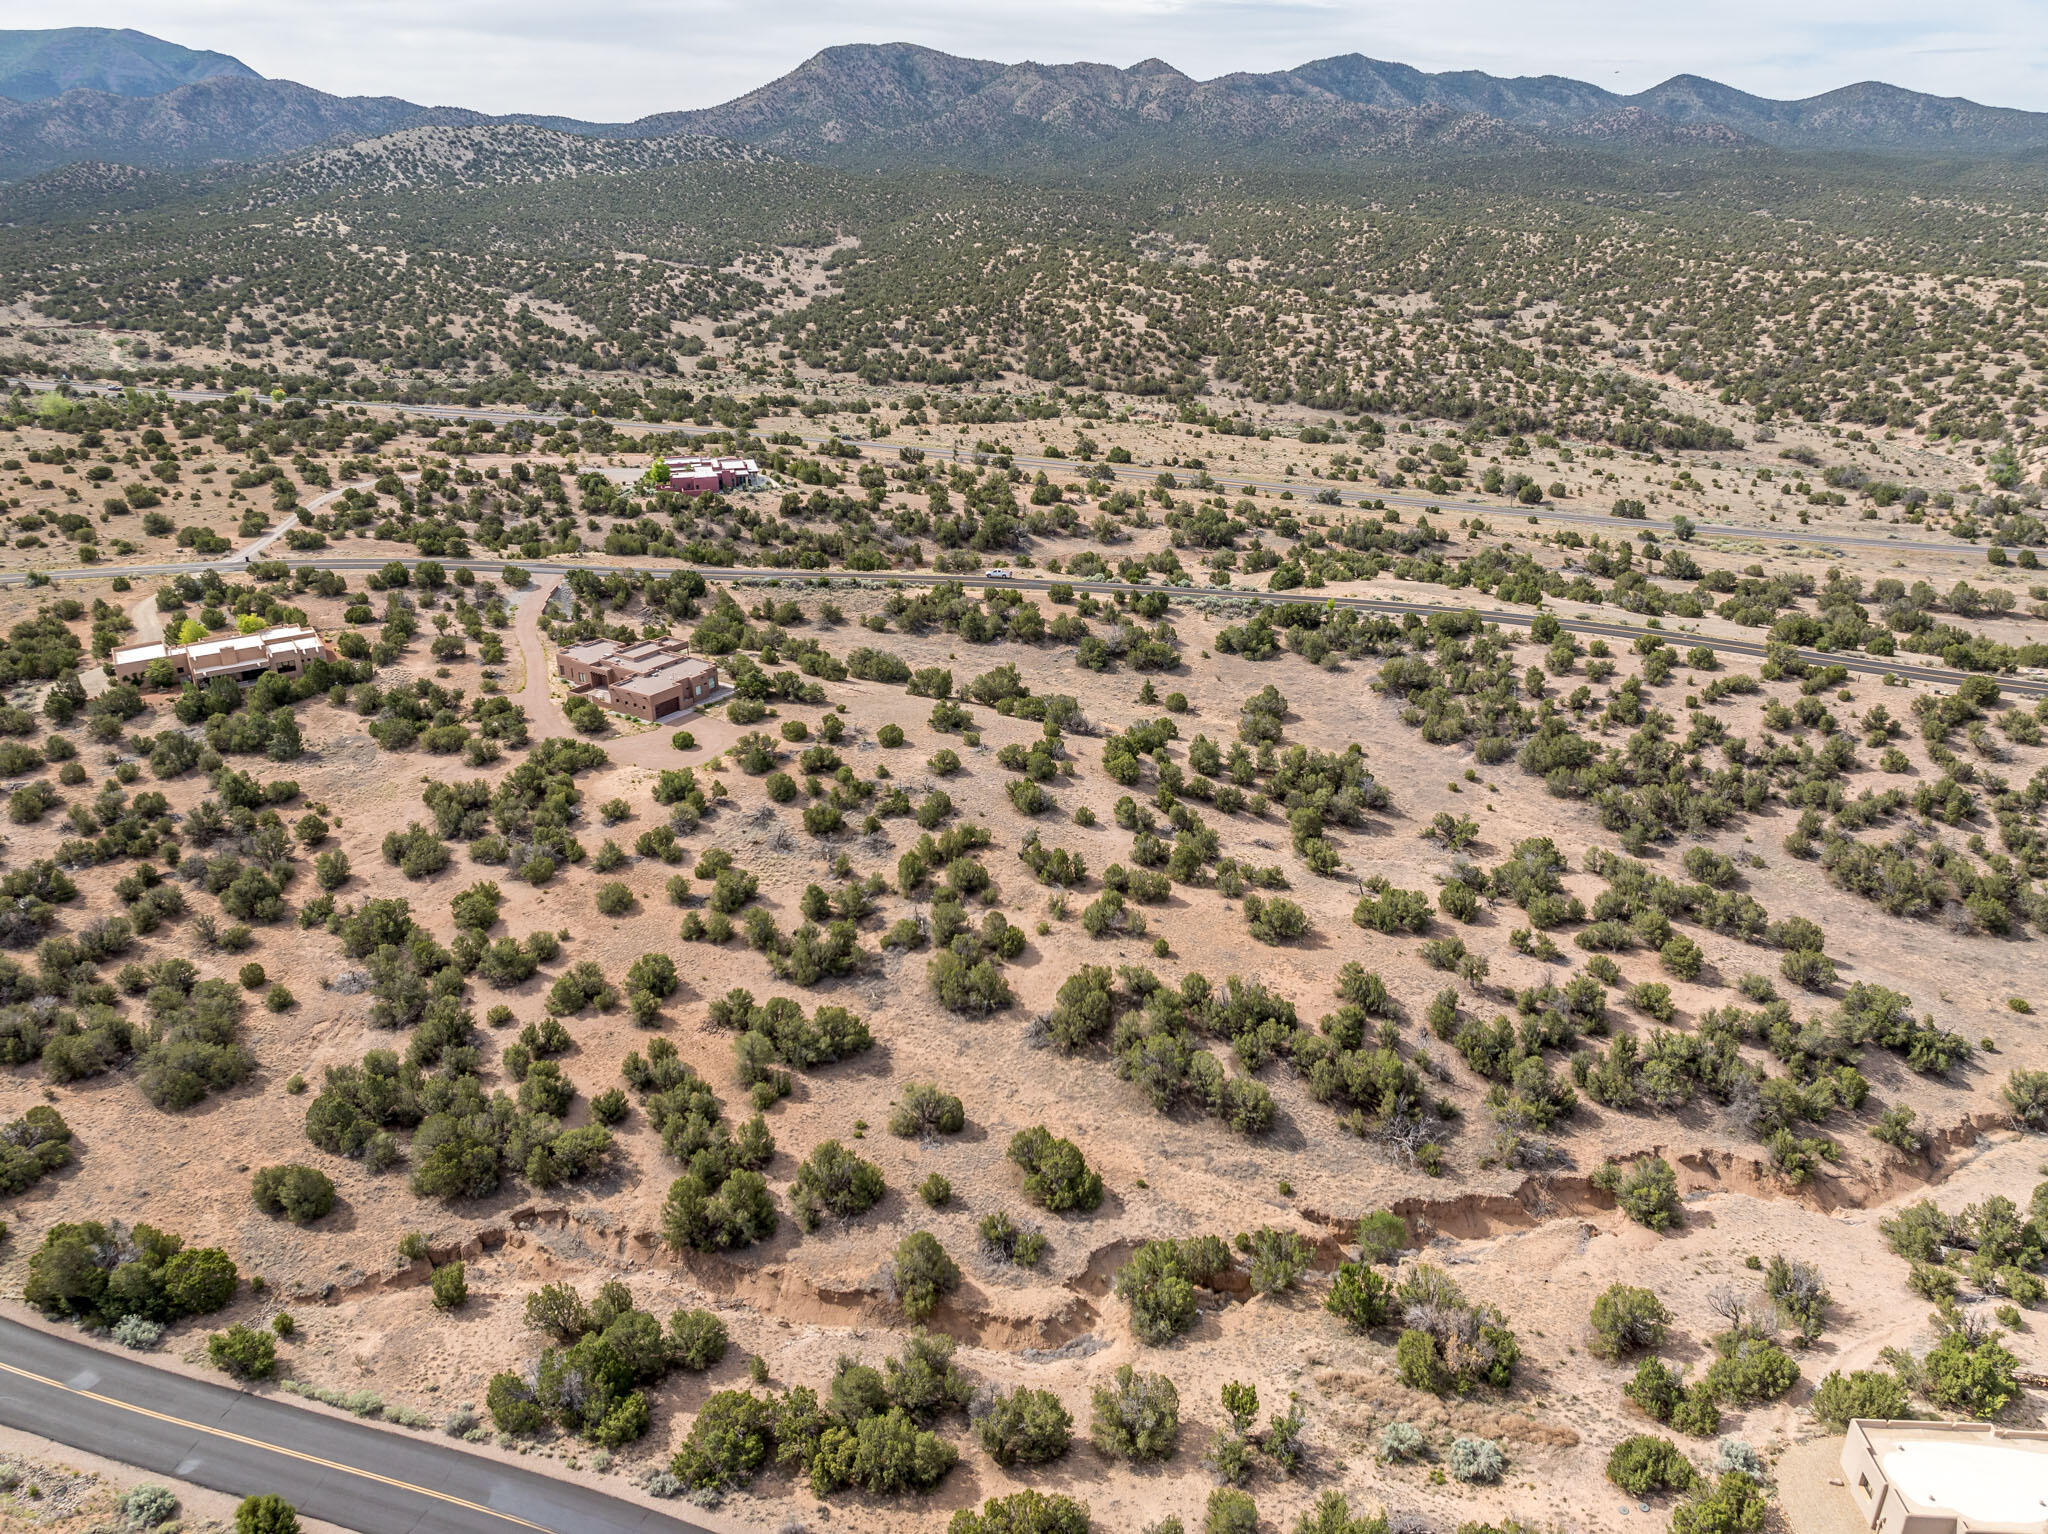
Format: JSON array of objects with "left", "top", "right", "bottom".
[{"left": 0, "top": 1359, "right": 552, "bottom": 1533}]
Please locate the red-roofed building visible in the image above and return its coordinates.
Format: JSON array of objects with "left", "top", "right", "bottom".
[{"left": 665, "top": 456, "right": 761, "bottom": 494}]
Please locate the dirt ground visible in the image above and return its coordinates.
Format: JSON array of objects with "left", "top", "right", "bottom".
[{"left": 0, "top": 494, "right": 2044, "bottom": 1534}]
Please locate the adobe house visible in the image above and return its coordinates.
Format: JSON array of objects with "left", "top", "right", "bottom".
[
  {"left": 556, "top": 637, "right": 719, "bottom": 722},
  {"left": 111, "top": 625, "right": 335, "bottom": 687},
  {"left": 1841, "top": 1419, "right": 2048, "bottom": 1533},
  {"left": 664, "top": 456, "right": 762, "bottom": 494}
]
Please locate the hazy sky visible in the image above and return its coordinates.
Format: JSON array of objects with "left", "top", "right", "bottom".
[{"left": 37, "top": 0, "right": 2048, "bottom": 119}]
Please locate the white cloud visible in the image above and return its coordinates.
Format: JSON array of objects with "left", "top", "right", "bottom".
[{"left": 45, "top": 0, "right": 2048, "bottom": 119}]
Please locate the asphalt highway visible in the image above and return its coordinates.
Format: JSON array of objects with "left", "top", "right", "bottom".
[
  {"left": 3, "top": 547, "right": 2035, "bottom": 699},
  {"left": 8, "top": 375, "right": 1990, "bottom": 554},
  {"left": 3, "top": 376, "right": 2036, "bottom": 698},
  {"left": 0, "top": 1317, "right": 712, "bottom": 1534}
]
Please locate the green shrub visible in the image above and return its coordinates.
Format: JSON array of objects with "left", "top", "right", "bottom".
[
  {"left": 2005, "top": 1068, "right": 2048, "bottom": 1130},
  {"left": 1293, "top": 1492, "right": 1388, "bottom": 1534},
  {"left": 1008, "top": 1125, "right": 1102, "bottom": 1211},
  {"left": 1326, "top": 1262, "right": 1395, "bottom": 1331},
  {"left": 430, "top": 1262, "right": 468, "bottom": 1309},
  {"left": 1237, "top": 1227, "right": 1313, "bottom": 1294},
  {"left": 1781, "top": 949, "right": 1838, "bottom": 992},
  {"left": 1440, "top": 882, "right": 1480, "bottom": 922},
  {"left": 1670, "top": 1385, "right": 1723, "bottom": 1438},
  {"left": 670, "top": 1308, "right": 729, "bottom": 1370},
  {"left": 804, "top": 1399, "right": 957, "bottom": 1493},
  {"left": 1879, "top": 1200, "right": 1949, "bottom": 1263},
  {"left": 976, "top": 1386, "right": 1073, "bottom": 1466},
  {"left": 250, "top": 1164, "right": 337, "bottom": 1224},
  {"left": 1669, "top": 1472, "right": 1768, "bottom": 1534},
  {"left": 1703, "top": 1337, "right": 1799, "bottom": 1404},
  {"left": 1244, "top": 892, "right": 1309, "bottom": 943},
  {"left": 1396, "top": 1329, "right": 1448, "bottom": 1394},
  {"left": 1356, "top": 1209, "right": 1407, "bottom": 1264},
  {"left": 0, "top": 1105, "right": 73, "bottom": 1195},
  {"left": 1625, "top": 1356, "right": 1683, "bottom": 1421},
  {"left": 1590, "top": 1283, "right": 1671, "bottom": 1359},
  {"left": 208, "top": 1323, "right": 277, "bottom": 1379},
  {"left": 1115, "top": 1240, "right": 1204, "bottom": 1344},
  {"left": 890, "top": 1082, "right": 966, "bottom": 1138},
  {"left": 880, "top": 1331, "right": 971, "bottom": 1422},
  {"left": 1922, "top": 1327, "right": 2020, "bottom": 1418},
  {"left": 1208, "top": 1429, "right": 1257, "bottom": 1488},
  {"left": 25, "top": 1221, "right": 237, "bottom": 1325},
  {"left": 789, "top": 1139, "right": 886, "bottom": 1230},
  {"left": 487, "top": 1370, "right": 549, "bottom": 1435},
  {"left": 662, "top": 1165, "right": 778, "bottom": 1253},
  {"left": 1594, "top": 1155, "right": 1681, "bottom": 1230},
  {"left": 1607, "top": 1434, "right": 1695, "bottom": 1496},
  {"left": 1205, "top": 1488, "right": 1259, "bottom": 1534},
  {"left": 1089, "top": 1365, "right": 1179, "bottom": 1462},
  {"left": 1810, "top": 1368, "right": 1910, "bottom": 1430},
  {"left": 919, "top": 1172, "right": 952, "bottom": 1207},
  {"left": 893, "top": 1230, "right": 962, "bottom": 1322},
  {"left": 234, "top": 1495, "right": 300, "bottom": 1534},
  {"left": 947, "top": 1491, "right": 1091, "bottom": 1534}
]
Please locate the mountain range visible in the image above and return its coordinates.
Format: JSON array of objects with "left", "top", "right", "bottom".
[
  {"left": 639, "top": 44, "right": 2048, "bottom": 160},
  {"left": 2, "top": 31, "right": 2046, "bottom": 183},
  {"left": 0, "top": 27, "right": 256, "bottom": 102}
]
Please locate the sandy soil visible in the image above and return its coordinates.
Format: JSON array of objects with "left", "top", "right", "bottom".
[{"left": 0, "top": 519, "right": 2043, "bottom": 1534}]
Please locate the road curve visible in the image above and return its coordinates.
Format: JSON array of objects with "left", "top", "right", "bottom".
[{"left": 0, "top": 1317, "right": 715, "bottom": 1534}]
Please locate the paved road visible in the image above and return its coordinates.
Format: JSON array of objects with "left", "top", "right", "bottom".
[
  {"left": 2, "top": 377, "right": 2034, "bottom": 697},
  {"left": 5, "top": 546, "right": 2037, "bottom": 698},
  {"left": 8, "top": 375, "right": 1990, "bottom": 555},
  {"left": 0, "top": 1318, "right": 713, "bottom": 1534}
]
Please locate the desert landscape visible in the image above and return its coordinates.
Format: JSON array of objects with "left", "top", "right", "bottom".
[
  {"left": 2, "top": 21, "right": 2048, "bottom": 1534},
  {"left": 0, "top": 371, "right": 2045, "bottom": 1534}
]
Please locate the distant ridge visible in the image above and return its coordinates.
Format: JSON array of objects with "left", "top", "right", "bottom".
[
  {"left": 1, "top": 32, "right": 2045, "bottom": 181},
  {"left": 638, "top": 43, "right": 2048, "bottom": 160},
  {"left": 0, "top": 27, "right": 257, "bottom": 102},
  {"left": 0, "top": 76, "right": 490, "bottom": 181}
]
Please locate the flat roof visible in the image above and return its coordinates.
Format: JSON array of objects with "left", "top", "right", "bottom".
[
  {"left": 563, "top": 637, "right": 693, "bottom": 669},
  {"left": 613, "top": 657, "right": 715, "bottom": 698},
  {"left": 1880, "top": 1442, "right": 2046, "bottom": 1525},
  {"left": 1854, "top": 1422, "right": 2048, "bottom": 1529},
  {"left": 116, "top": 625, "right": 319, "bottom": 665}
]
